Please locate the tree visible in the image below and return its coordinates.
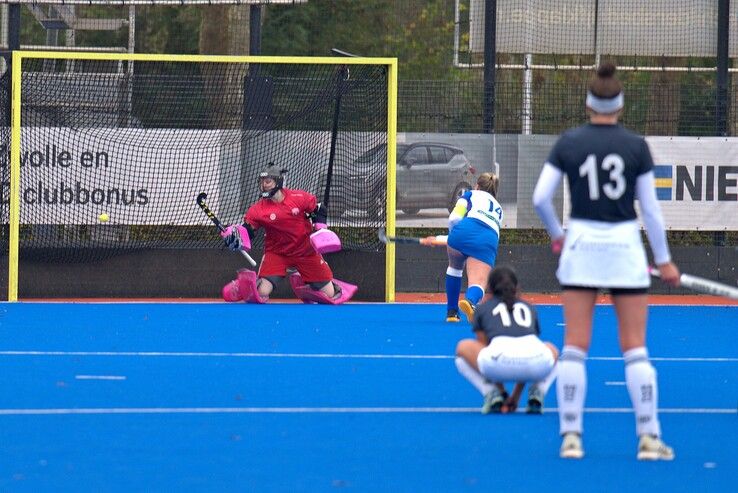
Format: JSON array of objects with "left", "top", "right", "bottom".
[{"left": 199, "top": 5, "right": 251, "bottom": 127}]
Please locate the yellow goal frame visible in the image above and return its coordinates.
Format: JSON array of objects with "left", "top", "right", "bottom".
[{"left": 7, "top": 51, "right": 398, "bottom": 301}]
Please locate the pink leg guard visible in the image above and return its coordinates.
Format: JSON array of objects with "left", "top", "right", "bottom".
[
  {"left": 289, "top": 272, "right": 357, "bottom": 305},
  {"left": 222, "top": 279, "right": 243, "bottom": 302},
  {"left": 237, "top": 269, "right": 267, "bottom": 304},
  {"left": 289, "top": 273, "right": 315, "bottom": 304}
]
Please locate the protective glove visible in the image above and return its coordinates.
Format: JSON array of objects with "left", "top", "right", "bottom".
[
  {"left": 551, "top": 236, "right": 564, "bottom": 255},
  {"left": 221, "top": 224, "right": 252, "bottom": 252},
  {"left": 310, "top": 224, "right": 341, "bottom": 254}
]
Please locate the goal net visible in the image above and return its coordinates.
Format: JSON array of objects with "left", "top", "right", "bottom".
[{"left": 2, "top": 52, "right": 397, "bottom": 300}]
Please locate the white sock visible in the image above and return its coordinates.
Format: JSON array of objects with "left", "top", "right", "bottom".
[
  {"left": 535, "top": 362, "right": 558, "bottom": 395},
  {"left": 557, "top": 346, "right": 587, "bottom": 435},
  {"left": 455, "top": 357, "right": 494, "bottom": 396},
  {"left": 624, "top": 347, "right": 661, "bottom": 437}
]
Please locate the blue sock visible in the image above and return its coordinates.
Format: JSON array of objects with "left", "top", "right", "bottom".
[
  {"left": 465, "top": 284, "right": 484, "bottom": 306},
  {"left": 445, "top": 267, "right": 463, "bottom": 311}
]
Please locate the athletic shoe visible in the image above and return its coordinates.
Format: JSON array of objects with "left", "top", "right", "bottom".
[
  {"left": 481, "top": 388, "right": 507, "bottom": 414},
  {"left": 560, "top": 432, "right": 584, "bottom": 459},
  {"left": 458, "top": 299, "right": 475, "bottom": 323},
  {"left": 526, "top": 384, "right": 544, "bottom": 414},
  {"left": 637, "top": 435, "right": 675, "bottom": 461},
  {"left": 446, "top": 309, "right": 461, "bottom": 322}
]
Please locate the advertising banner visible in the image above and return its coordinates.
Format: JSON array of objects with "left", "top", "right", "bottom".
[
  {"left": 646, "top": 137, "right": 738, "bottom": 230},
  {"left": 1, "top": 127, "right": 223, "bottom": 225}
]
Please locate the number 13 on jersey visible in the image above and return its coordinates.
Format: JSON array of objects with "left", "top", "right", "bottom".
[{"left": 580, "top": 153, "right": 626, "bottom": 200}]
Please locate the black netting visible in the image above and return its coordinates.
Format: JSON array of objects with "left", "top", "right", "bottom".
[{"left": 12, "top": 58, "right": 388, "bottom": 264}]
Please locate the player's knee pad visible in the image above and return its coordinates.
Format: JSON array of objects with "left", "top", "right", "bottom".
[
  {"left": 237, "top": 269, "right": 267, "bottom": 304},
  {"left": 289, "top": 272, "right": 357, "bottom": 305}
]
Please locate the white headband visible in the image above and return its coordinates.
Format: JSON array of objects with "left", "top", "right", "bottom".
[{"left": 586, "top": 91, "right": 624, "bottom": 114}]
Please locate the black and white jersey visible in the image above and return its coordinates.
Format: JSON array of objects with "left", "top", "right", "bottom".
[
  {"left": 546, "top": 123, "right": 653, "bottom": 222},
  {"left": 473, "top": 296, "right": 541, "bottom": 341}
]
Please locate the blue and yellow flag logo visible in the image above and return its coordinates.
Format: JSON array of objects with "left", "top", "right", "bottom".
[{"left": 654, "top": 165, "right": 673, "bottom": 200}]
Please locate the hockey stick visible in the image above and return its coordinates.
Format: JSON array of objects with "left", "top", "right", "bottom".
[
  {"left": 377, "top": 228, "right": 448, "bottom": 247},
  {"left": 196, "top": 192, "right": 257, "bottom": 267},
  {"left": 649, "top": 266, "right": 738, "bottom": 300}
]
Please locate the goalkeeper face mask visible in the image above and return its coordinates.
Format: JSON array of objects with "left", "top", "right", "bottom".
[{"left": 258, "top": 164, "right": 286, "bottom": 198}]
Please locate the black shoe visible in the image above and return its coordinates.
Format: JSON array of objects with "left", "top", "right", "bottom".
[{"left": 446, "top": 308, "right": 461, "bottom": 322}]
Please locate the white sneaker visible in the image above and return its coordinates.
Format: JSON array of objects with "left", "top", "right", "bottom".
[
  {"left": 637, "top": 435, "right": 675, "bottom": 461},
  {"left": 560, "top": 432, "right": 584, "bottom": 459},
  {"left": 481, "top": 387, "right": 506, "bottom": 414},
  {"left": 526, "top": 384, "right": 544, "bottom": 414}
]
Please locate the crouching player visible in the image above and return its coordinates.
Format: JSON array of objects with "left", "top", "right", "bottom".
[
  {"left": 220, "top": 164, "right": 357, "bottom": 304},
  {"left": 455, "top": 265, "right": 558, "bottom": 414}
]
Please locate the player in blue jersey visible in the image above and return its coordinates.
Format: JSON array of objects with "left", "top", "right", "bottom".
[
  {"left": 533, "top": 62, "right": 680, "bottom": 460},
  {"left": 455, "top": 265, "right": 558, "bottom": 414},
  {"left": 444, "top": 172, "right": 503, "bottom": 322}
]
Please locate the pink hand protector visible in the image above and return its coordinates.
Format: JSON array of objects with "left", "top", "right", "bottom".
[
  {"left": 220, "top": 225, "right": 251, "bottom": 251},
  {"left": 310, "top": 227, "right": 341, "bottom": 254}
]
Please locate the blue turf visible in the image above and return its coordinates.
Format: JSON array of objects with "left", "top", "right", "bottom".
[{"left": 0, "top": 302, "right": 736, "bottom": 491}]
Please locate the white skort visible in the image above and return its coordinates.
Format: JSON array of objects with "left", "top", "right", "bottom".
[
  {"left": 557, "top": 219, "right": 650, "bottom": 289},
  {"left": 477, "top": 334, "right": 555, "bottom": 382}
]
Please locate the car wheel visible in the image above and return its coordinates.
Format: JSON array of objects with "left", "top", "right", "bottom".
[
  {"left": 448, "top": 182, "right": 471, "bottom": 212},
  {"left": 400, "top": 208, "right": 420, "bottom": 216}
]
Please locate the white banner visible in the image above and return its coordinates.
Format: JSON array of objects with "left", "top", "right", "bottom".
[
  {"left": 646, "top": 137, "right": 738, "bottom": 230},
  {"left": 470, "top": 0, "right": 738, "bottom": 57},
  {"left": 1, "top": 128, "right": 223, "bottom": 225}
]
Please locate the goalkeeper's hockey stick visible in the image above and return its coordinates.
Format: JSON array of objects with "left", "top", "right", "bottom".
[
  {"left": 196, "top": 192, "right": 257, "bottom": 267},
  {"left": 377, "top": 228, "right": 448, "bottom": 247},
  {"left": 649, "top": 266, "right": 738, "bottom": 300}
]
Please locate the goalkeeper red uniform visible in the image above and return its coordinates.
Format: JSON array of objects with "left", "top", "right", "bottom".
[
  {"left": 245, "top": 187, "right": 332, "bottom": 281},
  {"left": 220, "top": 164, "right": 356, "bottom": 304}
]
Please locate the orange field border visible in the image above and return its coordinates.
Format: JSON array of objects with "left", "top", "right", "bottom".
[{"left": 18, "top": 293, "right": 738, "bottom": 305}]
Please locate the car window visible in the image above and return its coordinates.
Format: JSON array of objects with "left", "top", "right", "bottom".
[
  {"left": 404, "top": 146, "right": 429, "bottom": 165},
  {"left": 429, "top": 146, "right": 447, "bottom": 164},
  {"left": 356, "top": 144, "right": 386, "bottom": 164},
  {"left": 445, "top": 147, "right": 460, "bottom": 162}
]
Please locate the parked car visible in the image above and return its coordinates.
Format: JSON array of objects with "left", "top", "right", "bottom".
[{"left": 322, "top": 142, "right": 477, "bottom": 218}]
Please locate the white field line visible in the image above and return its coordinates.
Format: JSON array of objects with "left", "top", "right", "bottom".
[
  {"left": 0, "top": 351, "right": 736, "bottom": 362},
  {"left": 75, "top": 375, "right": 126, "bottom": 381},
  {"left": 0, "top": 406, "right": 734, "bottom": 416}
]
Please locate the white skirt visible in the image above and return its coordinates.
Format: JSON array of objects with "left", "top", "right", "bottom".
[
  {"left": 477, "top": 334, "right": 555, "bottom": 382},
  {"left": 556, "top": 219, "right": 650, "bottom": 289}
]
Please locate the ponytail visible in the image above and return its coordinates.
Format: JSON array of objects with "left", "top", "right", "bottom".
[{"left": 487, "top": 265, "right": 519, "bottom": 310}]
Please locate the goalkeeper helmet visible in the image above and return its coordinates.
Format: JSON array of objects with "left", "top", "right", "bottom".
[{"left": 258, "top": 163, "right": 287, "bottom": 198}]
